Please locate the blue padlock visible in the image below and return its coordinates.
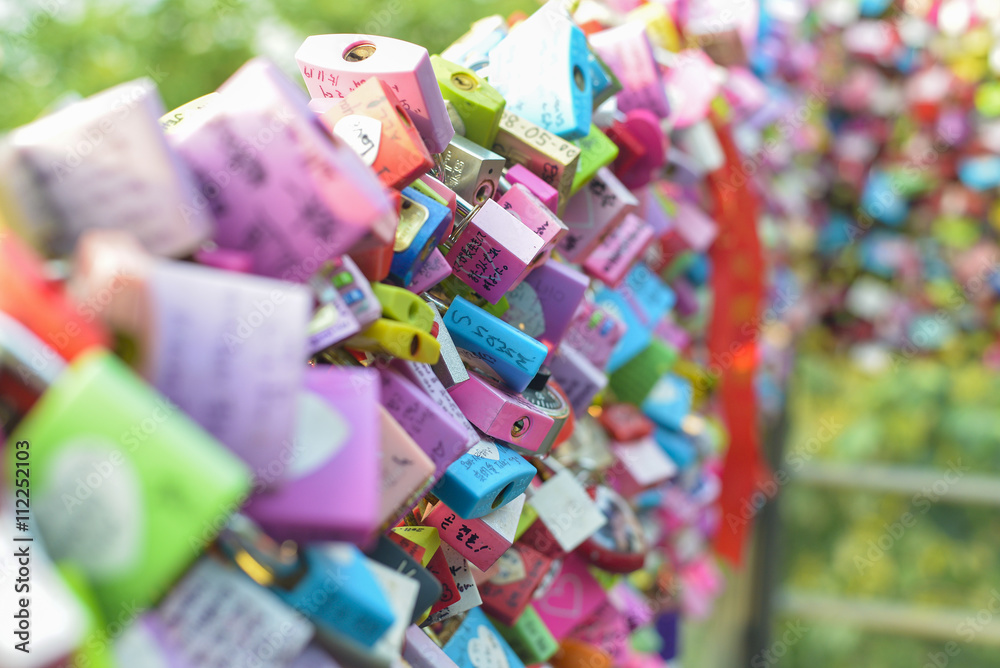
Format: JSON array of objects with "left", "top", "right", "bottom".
[
  {"left": 598, "top": 265, "right": 676, "bottom": 373},
  {"left": 444, "top": 295, "right": 548, "bottom": 394},
  {"left": 390, "top": 188, "right": 451, "bottom": 287},
  {"left": 442, "top": 607, "right": 526, "bottom": 668},
  {"left": 653, "top": 428, "right": 697, "bottom": 471},
  {"left": 431, "top": 437, "right": 536, "bottom": 520},
  {"left": 641, "top": 373, "right": 692, "bottom": 432},
  {"left": 957, "top": 155, "right": 1000, "bottom": 191},
  {"left": 487, "top": 4, "right": 592, "bottom": 139}
]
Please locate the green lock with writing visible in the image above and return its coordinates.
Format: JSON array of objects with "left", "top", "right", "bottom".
[
  {"left": 570, "top": 124, "right": 619, "bottom": 195},
  {"left": 432, "top": 55, "right": 506, "bottom": 150}
]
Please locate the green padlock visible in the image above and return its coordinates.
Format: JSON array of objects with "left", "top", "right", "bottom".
[
  {"left": 432, "top": 55, "right": 506, "bottom": 150},
  {"left": 570, "top": 124, "right": 620, "bottom": 195},
  {"left": 490, "top": 605, "right": 560, "bottom": 665}
]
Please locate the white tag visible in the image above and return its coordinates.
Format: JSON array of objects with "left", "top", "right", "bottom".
[
  {"left": 333, "top": 115, "right": 382, "bottom": 167},
  {"left": 481, "top": 493, "right": 525, "bottom": 543},
  {"left": 529, "top": 470, "right": 607, "bottom": 552},
  {"left": 366, "top": 559, "right": 420, "bottom": 659},
  {"left": 425, "top": 545, "right": 482, "bottom": 623}
]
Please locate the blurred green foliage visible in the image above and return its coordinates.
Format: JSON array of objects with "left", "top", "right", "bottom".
[{"left": 0, "top": 0, "right": 538, "bottom": 130}]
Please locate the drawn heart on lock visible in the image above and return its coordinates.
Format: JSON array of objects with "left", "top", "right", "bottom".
[
  {"left": 492, "top": 549, "right": 527, "bottom": 585},
  {"left": 467, "top": 625, "right": 511, "bottom": 668},
  {"left": 287, "top": 392, "right": 352, "bottom": 479},
  {"left": 538, "top": 574, "right": 584, "bottom": 618}
]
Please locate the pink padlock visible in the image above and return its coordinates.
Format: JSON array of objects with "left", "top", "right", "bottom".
[
  {"left": 377, "top": 406, "right": 436, "bottom": 529},
  {"left": 589, "top": 22, "right": 670, "bottom": 119},
  {"left": 423, "top": 494, "right": 524, "bottom": 571},
  {"left": 504, "top": 164, "right": 560, "bottom": 214},
  {"left": 533, "top": 555, "right": 607, "bottom": 641},
  {"left": 562, "top": 300, "right": 626, "bottom": 371},
  {"left": 448, "top": 371, "right": 556, "bottom": 452},
  {"left": 497, "top": 184, "right": 568, "bottom": 259},
  {"left": 406, "top": 247, "right": 452, "bottom": 294},
  {"left": 609, "top": 436, "right": 677, "bottom": 498},
  {"left": 296, "top": 34, "right": 454, "bottom": 154},
  {"left": 557, "top": 168, "right": 638, "bottom": 263},
  {"left": 445, "top": 199, "right": 545, "bottom": 304},
  {"left": 165, "top": 58, "right": 397, "bottom": 281},
  {"left": 582, "top": 212, "right": 655, "bottom": 287}
]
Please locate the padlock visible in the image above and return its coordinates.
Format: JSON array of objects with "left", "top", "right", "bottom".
[
  {"left": 440, "top": 607, "right": 526, "bottom": 668},
  {"left": 492, "top": 111, "right": 582, "bottom": 215},
  {"left": 343, "top": 318, "right": 441, "bottom": 364},
  {"left": 500, "top": 260, "right": 589, "bottom": 353},
  {"left": 557, "top": 167, "right": 639, "bottom": 262},
  {"left": 378, "top": 366, "right": 471, "bottom": 478},
  {"left": 432, "top": 56, "right": 506, "bottom": 149},
  {"left": 443, "top": 295, "right": 548, "bottom": 392},
  {"left": 365, "top": 559, "right": 422, "bottom": 661},
  {"left": 565, "top": 598, "right": 630, "bottom": 663},
  {"left": 609, "top": 436, "right": 677, "bottom": 498},
  {"left": 317, "top": 77, "right": 433, "bottom": 191},
  {"left": 407, "top": 248, "right": 452, "bottom": 294},
  {"left": 423, "top": 493, "right": 524, "bottom": 570},
  {"left": 562, "top": 300, "right": 626, "bottom": 371},
  {"left": 582, "top": 212, "right": 655, "bottom": 287},
  {"left": 164, "top": 59, "right": 398, "bottom": 280},
  {"left": 569, "top": 124, "right": 619, "bottom": 195},
  {"left": 372, "top": 282, "right": 435, "bottom": 332},
  {"left": 314, "top": 255, "right": 383, "bottom": 329},
  {"left": 308, "top": 288, "right": 362, "bottom": 356},
  {"left": 70, "top": 232, "right": 312, "bottom": 481},
  {"left": 390, "top": 356, "right": 475, "bottom": 440},
  {"left": 532, "top": 555, "right": 607, "bottom": 641},
  {"left": 575, "top": 485, "right": 648, "bottom": 573},
  {"left": 608, "top": 339, "right": 679, "bottom": 406},
  {"left": 527, "top": 466, "right": 607, "bottom": 553},
  {"left": 296, "top": 34, "right": 454, "bottom": 154},
  {"left": 504, "top": 164, "right": 560, "bottom": 213},
  {"left": 194, "top": 245, "right": 255, "bottom": 273},
  {"left": 244, "top": 367, "right": 382, "bottom": 545},
  {"left": 438, "top": 134, "right": 506, "bottom": 204},
  {"left": 424, "top": 544, "right": 483, "bottom": 624},
  {"left": 389, "top": 525, "right": 440, "bottom": 566},
  {"left": 445, "top": 200, "right": 546, "bottom": 305},
  {"left": 595, "top": 265, "right": 676, "bottom": 372},
  {"left": 640, "top": 373, "right": 693, "bottom": 431},
  {"left": 403, "top": 625, "right": 460, "bottom": 668},
  {"left": 487, "top": 4, "right": 593, "bottom": 139},
  {"left": 477, "top": 541, "right": 554, "bottom": 626},
  {"left": 390, "top": 188, "right": 451, "bottom": 286},
  {"left": 0, "top": 235, "right": 109, "bottom": 368},
  {"left": 416, "top": 173, "right": 459, "bottom": 234},
  {"left": 448, "top": 370, "right": 559, "bottom": 452},
  {"left": 490, "top": 605, "right": 560, "bottom": 665},
  {"left": 365, "top": 535, "right": 443, "bottom": 624},
  {"left": 6, "top": 349, "right": 250, "bottom": 618},
  {"left": 153, "top": 557, "right": 313, "bottom": 668},
  {"left": 548, "top": 344, "right": 607, "bottom": 416},
  {"left": 513, "top": 371, "right": 574, "bottom": 457},
  {"left": 376, "top": 405, "right": 436, "bottom": 528},
  {"left": 598, "top": 404, "right": 654, "bottom": 442},
  {"left": 550, "top": 638, "right": 613, "bottom": 668},
  {"left": 586, "top": 47, "right": 622, "bottom": 110},
  {"left": 589, "top": 22, "right": 671, "bottom": 119},
  {"left": 425, "top": 543, "right": 462, "bottom": 616},
  {"left": 431, "top": 437, "right": 536, "bottom": 520},
  {"left": 497, "top": 183, "right": 568, "bottom": 259},
  {"left": 610, "top": 110, "right": 667, "bottom": 189},
  {"left": 1, "top": 78, "right": 213, "bottom": 258},
  {"left": 653, "top": 428, "right": 697, "bottom": 471}
]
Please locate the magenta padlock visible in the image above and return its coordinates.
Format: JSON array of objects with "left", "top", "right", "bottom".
[
  {"left": 670, "top": 198, "right": 719, "bottom": 253},
  {"left": 296, "top": 34, "right": 454, "bottom": 154},
  {"left": 501, "top": 260, "right": 589, "bottom": 354},
  {"left": 390, "top": 358, "right": 477, "bottom": 446},
  {"left": 582, "top": 212, "right": 655, "bottom": 287},
  {"left": 505, "top": 164, "right": 559, "bottom": 214},
  {"left": 377, "top": 366, "right": 472, "bottom": 479},
  {"left": 562, "top": 300, "right": 626, "bottom": 371},
  {"left": 444, "top": 199, "right": 545, "bottom": 304},
  {"left": 244, "top": 367, "right": 382, "bottom": 545},
  {"left": 165, "top": 59, "right": 397, "bottom": 281},
  {"left": 497, "top": 184, "right": 568, "bottom": 260},
  {"left": 448, "top": 371, "right": 556, "bottom": 452},
  {"left": 557, "top": 167, "right": 639, "bottom": 263},
  {"left": 589, "top": 22, "right": 670, "bottom": 119}
]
